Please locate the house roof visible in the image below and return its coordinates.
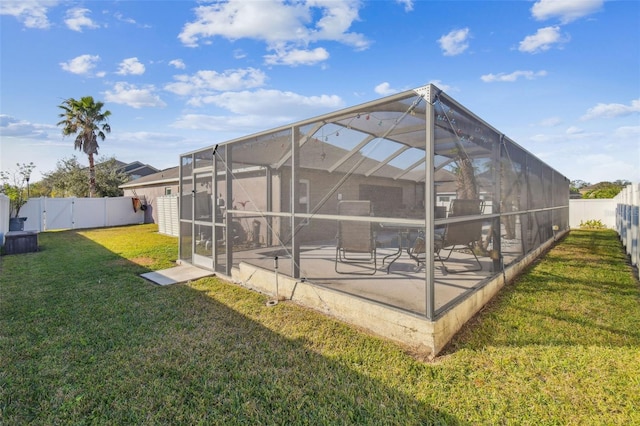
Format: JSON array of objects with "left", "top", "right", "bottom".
[
  {"left": 119, "top": 166, "right": 179, "bottom": 188},
  {"left": 119, "top": 162, "right": 459, "bottom": 194},
  {"left": 97, "top": 159, "right": 160, "bottom": 179}
]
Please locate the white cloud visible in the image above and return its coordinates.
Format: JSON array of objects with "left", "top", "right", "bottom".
[
  {"left": 178, "top": 0, "right": 370, "bottom": 65},
  {"left": 60, "top": 54, "right": 101, "bottom": 75},
  {"left": 0, "top": 0, "right": 57, "bottom": 29},
  {"left": 114, "top": 12, "right": 136, "bottom": 25},
  {"left": 164, "top": 68, "right": 267, "bottom": 98},
  {"left": 171, "top": 112, "right": 294, "bottom": 134},
  {"left": 64, "top": 7, "right": 99, "bottom": 32},
  {"left": 172, "top": 113, "right": 275, "bottom": 132},
  {"left": 572, "top": 153, "right": 639, "bottom": 182},
  {"left": 191, "top": 89, "right": 343, "bottom": 116},
  {"left": 396, "top": 0, "right": 414, "bottom": 12},
  {"left": 529, "top": 128, "right": 600, "bottom": 143},
  {"left": 113, "top": 131, "right": 186, "bottom": 147},
  {"left": 438, "top": 28, "right": 470, "bottom": 56},
  {"left": 481, "top": 70, "right": 548, "bottom": 82},
  {"left": 169, "top": 59, "right": 186, "bottom": 69},
  {"left": 374, "top": 82, "right": 398, "bottom": 96},
  {"left": 0, "top": 114, "right": 51, "bottom": 139},
  {"left": 171, "top": 89, "right": 344, "bottom": 132},
  {"left": 581, "top": 99, "right": 640, "bottom": 120},
  {"left": 539, "top": 117, "right": 562, "bottom": 127},
  {"left": 309, "top": 1, "right": 369, "bottom": 49},
  {"left": 264, "top": 47, "right": 329, "bottom": 66},
  {"left": 116, "top": 57, "right": 145, "bottom": 75},
  {"left": 565, "top": 126, "right": 584, "bottom": 135},
  {"left": 103, "top": 82, "right": 166, "bottom": 108},
  {"left": 519, "top": 26, "right": 569, "bottom": 53},
  {"left": 113, "top": 11, "right": 151, "bottom": 29},
  {"left": 613, "top": 125, "right": 640, "bottom": 139},
  {"left": 531, "top": 0, "right": 603, "bottom": 24}
]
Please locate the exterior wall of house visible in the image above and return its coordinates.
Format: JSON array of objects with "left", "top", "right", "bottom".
[
  {"left": 278, "top": 168, "right": 423, "bottom": 244},
  {"left": 210, "top": 165, "right": 423, "bottom": 249},
  {"left": 123, "top": 183, "right": 179, "bottom": 224}
]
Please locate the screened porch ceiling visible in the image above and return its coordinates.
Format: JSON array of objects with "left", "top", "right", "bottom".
[{"left": 212, "top": 86, "right": 496, "bottom": 184}]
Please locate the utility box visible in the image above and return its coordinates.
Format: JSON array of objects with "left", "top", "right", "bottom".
[{"left": 5, "top": 231, "right": 38, "bottom": 255}]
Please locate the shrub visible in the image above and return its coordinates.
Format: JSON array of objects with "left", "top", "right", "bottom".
[{"left": 579, "top": 219, "right": 607, "bottom": 229}]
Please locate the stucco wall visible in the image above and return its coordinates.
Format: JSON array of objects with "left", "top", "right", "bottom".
[{"left": 123, "top": 183, "right": 179, "bottom": 224}]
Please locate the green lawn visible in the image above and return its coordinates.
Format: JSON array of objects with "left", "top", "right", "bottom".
[{"left": 1, "top": 225, "right": 639, "bottom": 425}]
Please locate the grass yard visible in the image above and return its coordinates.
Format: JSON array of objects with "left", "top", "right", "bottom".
[{"left": 1, "top": 224, "right": 639, "bottom": 425}]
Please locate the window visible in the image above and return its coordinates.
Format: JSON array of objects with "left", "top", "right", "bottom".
[{"left": 165, "top": 187, "right": 172, "bottom": 195}]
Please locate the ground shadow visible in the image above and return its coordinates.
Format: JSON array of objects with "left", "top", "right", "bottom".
[{"left": 0, "top": 227, "right": 465, "bottom": 425}]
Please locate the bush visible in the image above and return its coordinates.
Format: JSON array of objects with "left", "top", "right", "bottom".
[
  {"left": 0, "top": 162, "right": 35, "bottom": 218},
  {"left": 579, "top": 219, "right": 607, "bottom": 229}
]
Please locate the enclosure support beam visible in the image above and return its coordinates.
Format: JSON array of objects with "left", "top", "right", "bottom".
[
  {"left": 492, "top": 135, "right": 503, "bottom": 273},
  {"left": 266, "top": 167, "right": 273, "bottom": 247},
  {"left": 327, "top": 135, "right": 375, "bottom": 173},
  {"left": 291, "top": 126, "right": 301, "bottom": 279},
  {"left": 425, "top": 86, "right": 436, "bottom": 321},
  {"left": 225, "top": 147, "right": 233, "bottom": 275}
]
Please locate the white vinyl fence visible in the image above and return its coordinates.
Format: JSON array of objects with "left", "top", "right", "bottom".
[
  {"left": 615, "top": 183, "right": 639, "bottom": 274},
  {"left": 0, "top": 194, "right": 10, "bottom": 245},
  {"left": 16, "top": 196, "right": 144, "bottom": 232},
  {"left": 157, "top": 195, "right": 179, "bottom": 237},
  {"left": 569, "top": 199, "right": 617, "bottom": 229}
]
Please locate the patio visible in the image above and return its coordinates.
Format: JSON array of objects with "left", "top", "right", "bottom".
[
  {"left": 231, "top": 238, "right": 504, "bottom": 315},
  {"left": 177, "top": 83, "right": 570, "bottom": 355}
]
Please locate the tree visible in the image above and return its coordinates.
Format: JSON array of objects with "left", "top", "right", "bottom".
[
  {"left": 0, "top": 162, "right": 36, "bottom": 217},
  {"left": 583, "top": 181, "right": 627, "bottom": 199},
  {"left": 41, "top": 155, "right": 128, "bottom": 197},
  {"left": 570, "top": 179, "right": 590, "bottom": 193},
  {"left": 57, "top": 96, "right": 111, "bottom": 198},
  {"left": 40, "top": 156, "right": 88, "bottom": 197},
  {"left": 94, "top": 157, "right": 129, "bottom": 197}
]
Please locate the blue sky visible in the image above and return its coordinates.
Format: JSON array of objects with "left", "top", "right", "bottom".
[{"left": 1, "top": 0, "right": 638, "bottom": 184}]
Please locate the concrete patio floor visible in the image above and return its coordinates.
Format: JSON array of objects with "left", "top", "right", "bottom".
[{"left": 229, "top": 242, "right": 522, "bottom": 315}]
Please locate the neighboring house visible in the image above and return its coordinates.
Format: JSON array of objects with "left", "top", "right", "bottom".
[
  {"left": 120, "top": 166, "right": 179, "bottom": 223},
  {"left": 112, "top": 160, "right": 160, "bottom": 180}
]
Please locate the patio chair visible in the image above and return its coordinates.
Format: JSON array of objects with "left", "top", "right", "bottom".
[
  {"left": 335, "top": 200, "right": 378, "bottom": 275},
  {"left": 435, "top": 199, "right": 484, "bottom": 273},
  {"left": 407, "top": 199, "right": 484, "bottom": 273}
]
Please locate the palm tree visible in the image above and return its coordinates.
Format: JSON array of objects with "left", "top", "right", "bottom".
[{"left": 57, "top": 96, "right": 111, "bottom": 198}]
